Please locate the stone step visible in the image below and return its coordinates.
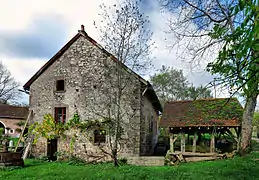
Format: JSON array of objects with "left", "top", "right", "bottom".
[{"left": 127, "top": 156, "right": 164, "bottom": 166}]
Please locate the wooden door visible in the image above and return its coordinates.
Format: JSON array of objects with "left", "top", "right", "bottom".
[{"left": 47, "top": 139, "right": 57, "bottom": 161}]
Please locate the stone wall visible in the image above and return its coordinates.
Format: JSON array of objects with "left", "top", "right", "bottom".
[
  {"left": 31, "top": 137, "right": 46, "bottom": 156},
  {"left": 140, "top": 95, "right": 159, "bottom": 155},
  {"left": 57, "top": 129, "right": 111, "bottom": 163},
  {"left": 29, "top": 34, "right": 151, "bottom": 160}
]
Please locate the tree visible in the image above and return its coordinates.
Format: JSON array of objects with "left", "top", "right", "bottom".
[
  {"left": 207, "top": 1, "right": 259, "bottom": 154},
  {"left": 150, "top": 66, "right": 213, "bottom": 104},
  {"left": 160, "top": 0, "right": 259, "bottom": 154},
  {"left": 0, "top": 61, "right": 20, "bottom": 103},
  {"left": 95, "top": 0, "right": 153, "bottom": 74},
  {"left": 91, "top": 0, "right": 154, "bottom": 166},
  {"left": 150, "top": 65, "right": 189, "bottom": 104},
  {"left": 186, "top": 85, "right": 213, "bottom": 100}
]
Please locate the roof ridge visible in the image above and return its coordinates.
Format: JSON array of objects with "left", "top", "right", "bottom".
[
  {"left": 166, "top": 97, "right": 236, "bottom": 104},
  {"left": 0, "top": 104, "right": 28, "bottom": 108}
]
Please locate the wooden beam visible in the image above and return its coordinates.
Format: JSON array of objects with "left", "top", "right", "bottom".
[
  {"left": 192, "top": 132, "right": 197, "bottom": 153},
  {"left": 180, "top": 132, "right": 185, "bottom": 153},
  {"left": 169, "top": 133, "right": 174, "bottom": 152},
  {"left": 15, "top": 110, "right": 32, "bottom": 152},
  {"left": 169, "top": 152, "right": 219, "bottom": 157},
  {"left": 169, "top": 134, "right": 178, "bottom": 152},
  {"left": 210, "top": 132, "right": 215, "bottom": 153}
]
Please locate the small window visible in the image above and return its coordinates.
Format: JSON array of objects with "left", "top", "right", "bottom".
[
  {"left": 94, "top": 130, "right": 106, "bottom": 144},
  {"left": 55, "top": 107, "right": 66, "bottom": 124},
  {"left": 103, "top": 58, "right": 108, "bottom": 67},
  {"left": 56, "top": 80, "right": 65, "bottom": 91}
]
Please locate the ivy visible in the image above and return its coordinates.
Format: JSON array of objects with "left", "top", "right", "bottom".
[
  {"left": 29, "top": 113, "right": 111, "bottom": 143},
  {"left": 29, "top": 114, "right": 67, "bottom": 143}
]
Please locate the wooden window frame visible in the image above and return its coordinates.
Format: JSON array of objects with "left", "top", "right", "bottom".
[
  {"left": 94, "top": 129, "right": 106, "bottom": 145},
  {"left": 55, "top": 107, "right": 66, "bottom": 124}
]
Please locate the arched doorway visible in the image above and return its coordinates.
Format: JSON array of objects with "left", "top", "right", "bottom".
[{"left": 0, "top": 122, "right": 5, "bottom": 135}]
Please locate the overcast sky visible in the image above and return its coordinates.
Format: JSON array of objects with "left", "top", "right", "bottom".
[{"left": 0, "top": 0, "right": 234, "bottom": 105}]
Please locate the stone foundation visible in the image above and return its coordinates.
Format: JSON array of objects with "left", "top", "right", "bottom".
[{"left": 127, "top": 156, "right": 165, "bottom": 166}]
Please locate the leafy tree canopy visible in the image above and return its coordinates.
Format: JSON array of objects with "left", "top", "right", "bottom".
[{"left": 150, "top": 65, "right": 213, "bottom": 105}]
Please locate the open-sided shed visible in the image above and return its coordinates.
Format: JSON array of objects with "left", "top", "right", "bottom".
[{"left": 160, "top": 98, "right": 243, "bottom": 154}]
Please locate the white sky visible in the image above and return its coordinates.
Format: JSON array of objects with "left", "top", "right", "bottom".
[{"left": 0, "top": 0, "right": 235, "bottom": 105}]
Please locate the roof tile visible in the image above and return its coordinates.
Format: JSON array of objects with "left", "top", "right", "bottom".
[
  {"left": 160, "top": 98, "right": 243, "bottom": 127},
  {"left": 0, "top": 104, "right": 29, "bottom": 119}
]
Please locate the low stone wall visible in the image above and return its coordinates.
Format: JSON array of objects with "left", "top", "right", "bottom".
[{"left": 127, "top": 156, "right": 165, "bottom": 166}]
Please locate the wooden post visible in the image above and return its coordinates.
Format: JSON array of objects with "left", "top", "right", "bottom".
[
  {"left": 192, "top": 132, "right": 197, "bottom": 153},
  {"left": 210, "top": 132, "right": 215, "bottom": 153},
  {"left": 169, "top": 133, "right": 174, "bottom": 152},
  {"left": 237, "top": 127, "right": 241, "bottom": 151},
  {"left": 15, "top": 110, "right": 32, "bottom": 152},
  {"left": 180, "top": 132, "right": 185, "bottom": 153}
]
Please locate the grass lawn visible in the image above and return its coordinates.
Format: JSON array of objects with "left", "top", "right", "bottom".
[{"left": 0, "top": 152, "right": 259, "bottom": 180}]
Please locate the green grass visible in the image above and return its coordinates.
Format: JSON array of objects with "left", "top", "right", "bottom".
[{"left": 1, "top": 152, "right": 259, "bottom": 180}]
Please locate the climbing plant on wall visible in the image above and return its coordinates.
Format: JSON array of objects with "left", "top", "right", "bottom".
[
  {"left": 29, "top": 113, "right": 111, "bottom": 141},
  {"left": 29, "top": 114, "right": 67, "bottom": 143},
  {"left": 29, "top": 113, "right": 111, "bottom": 161}
]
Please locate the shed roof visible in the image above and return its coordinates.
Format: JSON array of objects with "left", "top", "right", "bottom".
[
  {"left": 160, "top": 98, "right": 243, "bottom": 127},
  {"left": 0, "top": 104, "right": 29, "bottom": 119}
]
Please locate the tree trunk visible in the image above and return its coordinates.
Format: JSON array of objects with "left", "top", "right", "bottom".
[
  {"left": 112, "top": 150, "right": 119, "bottom": 167},
  {"left": 113, "top": 155, "right": 119, "bottom": 167},
  {"left": 239, "top": 93, "right": 258, "bottom": 155}
]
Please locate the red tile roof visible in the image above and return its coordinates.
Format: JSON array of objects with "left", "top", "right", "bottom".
[
  {"left": 0, "top": 104, "right": 29, "bottom": 119},
  {"left": 160, "top": 98, "right": 243, "bottom": 127}
]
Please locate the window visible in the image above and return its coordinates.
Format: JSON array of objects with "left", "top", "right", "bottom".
[
  {"left": 56, "top": 80, "right": 65, "bottom": 91},
  {"left": 55, "top": 107, "right": 66, "bottom": 124},
  {"left": 103, "top": 58, "right": 108, "bottom": 67},
  {"left": 94, "top": 130, "right": 106, "bottom": 144}
]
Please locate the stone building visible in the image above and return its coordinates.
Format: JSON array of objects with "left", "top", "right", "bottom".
[
  {"left": 23, "top": 25, "right": 162, "bottom": 161},
  {"left": 0, "top": 103, "right": 28, "bottom": 138}
]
